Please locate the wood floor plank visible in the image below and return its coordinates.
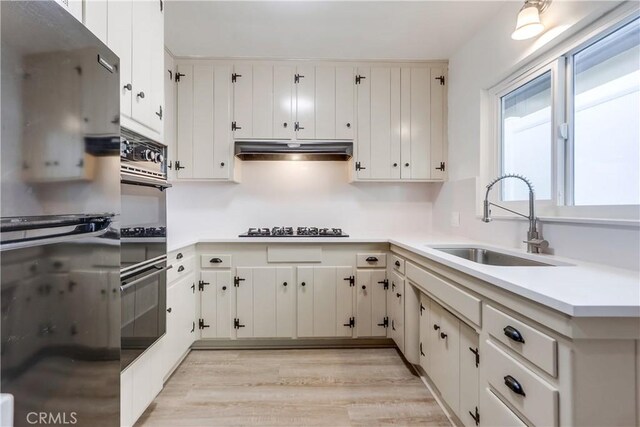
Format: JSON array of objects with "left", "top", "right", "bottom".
[{"left": 136, "top": 348, "right": 450, "bottom": 427}]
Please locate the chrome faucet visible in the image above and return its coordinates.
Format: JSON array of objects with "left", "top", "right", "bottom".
[{"left": 482, "top": 174, "right": 549, "bottom": 254}]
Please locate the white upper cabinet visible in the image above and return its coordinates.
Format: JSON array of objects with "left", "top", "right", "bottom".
[
  {"left": 335, "top": 67, "right": 355, "bottom": 140},
  {"left": 356, "top": 65, "right": 447, "bottom": 181},
  {"left": 273, "top": 66, "right": 295, "bottom": 139},
  {"left": 294, "top": 65, "right": 315, "bottom": 139},
  {"left": 83, "top": 0, "right": 107, "bottom": 44},
  {"left": 106, "top": 0, "right": 164, "bottom": 139},
  {"left": 232, "top": 64, "right": 253, "bottom": 139}
]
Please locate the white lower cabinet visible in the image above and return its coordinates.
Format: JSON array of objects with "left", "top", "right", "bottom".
[
  {"left": 199, "top": 270, "right": 233, "bottom": 338},
  {"left": 120, "top": 365, "right": 133, "bottom": 427},
  {"left": 419, "top": 293, "right": 431, "bottom": 372},
  {"left": 122, "top": 338, "right": 164, "bottom": 426},
  {"left": 430, "top": 302, "right": 461, "bottom": 414},
  {"left": 388, "top": 270, "right": 405, "bottom": 352},
  {"left": 355, "top": 269, "right": 387, "bottom": 337},
  {"left": 459, "top": 322, "right": 480, "bottom": 427},
  {"left": 297, "top": 266, "right": 354, "bottom": 338}
]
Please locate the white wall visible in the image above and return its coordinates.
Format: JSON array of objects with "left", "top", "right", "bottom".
[
  {"left": 436, "top": 1, "right": 640, "bottom": 270},
  {"left": 167, "top": 161, "right": 437, "bottom": 250}
]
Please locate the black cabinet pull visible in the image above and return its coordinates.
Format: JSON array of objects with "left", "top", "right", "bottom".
[
  {"left": 420, "top": 342, "right": 425, "bottom": 357},
  {"left": 365, "top": 256, "right": 379, "bottom": 262},
  {"left": 177, "top": 265, "right": 185, "bottom": 272},
  {"left": 504, "top": 325, "right": 525, "bottom": 343},
  {"left": 396, "top": 293, "right": 401, "bottom": 299},
  {"left": 176, "top": 253, "right": 183, "bottom": 260},
  {"left": 440, "top": 332, "right": 448, "bottom": 339},
  {"left": 405, "top": 162, "right": 410, "bottom": 167},
  {"left": 283, "top": 282, "right": 288, "bottom": 287},
  {"left": 395, "top": 261, "right": 401, "bottom": 267},
  {"left": 220, "top": 162, "right": 225, "bottom": 167},
  {"left": 433, "top": 324, "right": 440, "bottom": 331},
  {"left": 346, "top": 123, "right": 351, "bottom": 128},
  {"left": 301, "top": 282, "right": 306, "bottom": 287},
  {"left": 191, "top": 322, "right": 195, "bottom": 333},
  {"left": 124, "top": 83, "right": 132, "bottom": 91},
  {"left": 137, "top": 91, "right": 145, "bottom": 99},
  {"left": 504, "top": 375, "right": 526, "bottom": 396},
  {"left": 222, "top": 286, "right": 227, "bottom": 291},
  {"left": 166, "top": 307, "right": 172, "bottom": 313},
  {"left": 283, "top": 122, "right": 288, "bottom": 128},
  {"left": 391, "top": 319, "right": 395, "bottom": 331},
  {"left": 362, "top": 285, "right": 366, "bottom": 290},
  {"left": 393, "top": 163, "right": 398, "bottom": 167},
  {"left": 210, "top": 257, "right": 223, "bottom": 264}
]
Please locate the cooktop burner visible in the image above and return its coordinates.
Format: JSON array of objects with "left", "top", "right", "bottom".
[
  {"left": 240, "top": 227, "right": 348, "bottom": 237},
  {"left": 121, "top": 226, "right": 166, "bottom": 238}
]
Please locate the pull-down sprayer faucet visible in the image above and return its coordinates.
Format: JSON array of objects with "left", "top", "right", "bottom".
[{"left": 482, "top": 174, "right": 549, "bottom": 254}]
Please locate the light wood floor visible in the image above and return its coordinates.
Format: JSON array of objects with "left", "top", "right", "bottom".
[{"left": 136, "top": 348, "right": 451, "bottom": 426}]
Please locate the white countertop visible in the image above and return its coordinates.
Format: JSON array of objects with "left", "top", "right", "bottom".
[{"left": 169, "top": 235, "right": 640, "bottom": 318}]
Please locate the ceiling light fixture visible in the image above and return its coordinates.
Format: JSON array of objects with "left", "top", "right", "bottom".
[{"left": 511, "top": 0, "right": 551, "bottom": 41}]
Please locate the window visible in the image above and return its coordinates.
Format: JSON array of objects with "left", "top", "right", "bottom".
[{"left": 494, "top": 14, "right": 640, "bottom": 216}]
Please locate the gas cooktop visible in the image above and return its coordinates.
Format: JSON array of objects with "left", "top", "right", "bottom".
[
  {"left": 239, "top": 227, "right": 348, "bottom": 238},
  {"left": 121, "top": 226, "right": 166, "bottom": 238}
]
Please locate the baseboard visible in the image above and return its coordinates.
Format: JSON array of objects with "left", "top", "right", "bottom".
[{"left": 191, "top": 337, "right": 396, "bottom": 350}]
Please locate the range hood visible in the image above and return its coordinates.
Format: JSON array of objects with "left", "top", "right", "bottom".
[{"left": 234, "top": 140, "right": 353, "bottom": 161}]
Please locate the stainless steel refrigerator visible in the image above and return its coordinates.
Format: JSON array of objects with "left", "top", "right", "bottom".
[{"left": 1, "top": 2, "right": 121, "bottom": 426}]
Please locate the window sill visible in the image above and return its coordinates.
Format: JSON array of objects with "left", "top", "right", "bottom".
[{"left": 475, "top": 214, "right": 640, "bottom": 228}]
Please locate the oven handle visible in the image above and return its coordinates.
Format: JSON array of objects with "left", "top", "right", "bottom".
[
  {"left": 120, "top": 264, "right": 173, "bottom": 292},
  {"left": 121, "top": 171, "right": 172, "bottom": 190}
]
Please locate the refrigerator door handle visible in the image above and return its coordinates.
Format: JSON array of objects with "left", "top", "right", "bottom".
[{"left": 0, "top": 214, "right": 114, "bottom": 251}]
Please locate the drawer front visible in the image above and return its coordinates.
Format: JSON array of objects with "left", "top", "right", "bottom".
[
  {"left": 485, "top": 305, "right": 557, "bottom": 376},
  {"left": 391, "top": 254, "right": 405, "bottom": 275},
  {"left": 169, "top": 246, "right": 195, "bottom": 265},
  {"left": 481, "top": 387, "right": 527, "bottom": 427},
  {"left": 406, "top": 262, "right": 481, "bottom": 326},
  {"left": 356, "top": 253, "right": 387, "bottom": 268},
  {"left": 484, "top": 340, "right": 558, "bottom": 427},
  {"left": 168, "top": 256, "right": 195, "bottom": 284},
  {"left": 200, "top": 254, "right": 232, "bottom": 269}
]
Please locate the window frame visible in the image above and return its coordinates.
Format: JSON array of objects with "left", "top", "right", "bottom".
[{"left": 485, "top": 7, "right": 640, "bottom": 223}]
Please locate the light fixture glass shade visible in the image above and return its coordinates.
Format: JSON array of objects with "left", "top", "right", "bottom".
[{"left": 511, "top": 5, "right": 545, "bottom": 40}]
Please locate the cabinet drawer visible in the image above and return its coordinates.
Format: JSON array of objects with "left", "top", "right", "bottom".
[
  {"left": 406, "top": 262, "right": 481, "bottom": 326},
  {"left": 481, "top": 388, "right": 527, "bottom": 427},
  {"left": 200, "top": 254, "right": 232, "bottom": 269},
  {"left": 168, "top": 256, "right": 195, "bottom": 284},
  {"left": 390, "top": 254, "right": 405, "bottom": 275},
  {"left": 485, "top": 340, "right": 558, "bottom": 427},
  {"left": 169, "top": 246, "right": 195, "bottom": 265},
  {"left": 356, "top": 253, "right": 387, "bottom": 268},
  {"left": 485, "top": 305, "right": 557, "bottom": 377}
]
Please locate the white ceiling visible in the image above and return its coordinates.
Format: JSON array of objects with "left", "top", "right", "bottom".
[{"left": 165, "top": 1, "right": 508, "bottom": 60}]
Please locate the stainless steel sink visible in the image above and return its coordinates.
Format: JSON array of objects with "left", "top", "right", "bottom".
[{"left": 434, "top": 247, "right": 554, "bottom": 267}]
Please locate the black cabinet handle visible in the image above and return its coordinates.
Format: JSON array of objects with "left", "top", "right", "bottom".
[
  {"left": 396, "top": 293, "right": 401, "bottom": 299},
  {"left": 124, "top": 83, "right": 132, "bottom": 91},
  {"left": 393, "top": 163, "right": 398, "bottom": 167},
  {"left": 362, "top": 285, "right": 366, "bottom": 290},
  {"left": 166, "top": 307, "right": 172, "bottom": 313},
  {"left": 440, "top": 332, "right": 447, "bottom": 339},
  {"left": 210, "top": 258, "right": 223, "bottom": 264},
  {"left": 283, "top": 122, "right": 288, "bottom": 128},
  {"left": 137, "top": 91, "right": 145, "bottom": 99},
  {"left": 391, "top": 319, "right": 395, "bottom": 331},
  {"left": 395, "top": 260, "right": 401, "bottom": 267},
  {"left": 283, "top": 282, "right": 288, "bottom": 287},
  {"left": 504, "top": 325, "right": 525, "bottom": 343},
  {"left": 504, "top": 375, "right": 526, "bottom": 396},
  {"left": 222, "top": 286, "right": 227, "bottom": 291},
  {"left": 420, "top": 342, "right": 425, "bottom": 356},
  {"left": 177, "top": 265, "right": 184, "bottom": 272},
  {"left": 405, "top": 163, "right": 409, "bottom": 167},
  {"left": 301, "top": 282, "right": 306, "bottom": 287},
  {"left": 176, "top": 253, "right": 183, "bottom": 260},
  {"left": 433, "top": 324, "right": 440, "bottom": 331},
  {"left": 365, "top": 256, "right": 379, "bottom": 262},
  {"left": 220, "top": 162, "right": 225, "bottom": 167},
  {"left": 346, "top": 123, "right": 351, "bottom": 128}
]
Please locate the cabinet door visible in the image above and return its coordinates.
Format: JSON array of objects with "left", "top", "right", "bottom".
[
  {"left": 213, "top": 65, "right": 232, "bottom": 178},
  {"left": 232, "top": 64, "right": 252, "bottom": 138},
  {"left": 419, "top": 293, "right": 431, "bottom": 373},
  {"left": 459, "top": 323, "right": 480, "bottom": 427},
  {"left": 356, "top": 270, "right": 387, "bottom": 337},
  {"left": 192, "top": 64, "right": 215, "bottom": 178},
  {"left": 107, "top": 0, "right": 132, "bottom": 117},
  {"left": 431, "top": 303, "right": 460, "bottom": 414},
  {"left": 165, "top": 51, "right": 177, "bottom": 181},
  {"left": 295, "top": 65, "right": 315, "bottom": 139},
  {"left": 335, "top": 67, "right": 355, "bottom": 140},
  {"left": 355, "top": 67, "right": 371, "bottom": 179},
  {"left": 313, "top": 266, "right": 338, "bottom": 337},
  {"left": 315, "top": 66, "right": 336, "bottom": 139},
  {"left": 84, "top": 0, "right": 107, "bottom": 43},
  {"left": 336, "top": 266, "right": 354, "bottom": 337},
  {"left": 297, "top": 267, "right": 314, "bottom": 338},
  {"left": 430, "top": 67, "right": 447, "bottom": 180},
  {"left": 175, "top": 64, "right": 194, "bottom": 178},
  {"left": 388, "top": 270, "right": 405, "bottom": 352},
  {"left": 276, "top": 267, "right": 294, "bottom": 338},
  {"left": 252, "top": 65, "right": 274, "bottom": 138},
  {"left": 131, "top": 0, "right": 153, "bottom": 128},
  {"left": 216, "top": 272, "right": 232, "bottom": 338},
  {"left": 401, "top": 67, "right": 432, "bottom": 179},
  {"left": 200, "top": 271, "right": 217, "bottom": 339},
  {"left": 148, "top": 1, "right": 164, "bottom": 133},
  {"left": 235, "top": 267, "right": 253, "bottom": 338},
  {"left": 273, "top": 66, "right": 294, "bottom": 139},
  {"left": 252, "top": 267, "right": 277, "bottom": 338}
]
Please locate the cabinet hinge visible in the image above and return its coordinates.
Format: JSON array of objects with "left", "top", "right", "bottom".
[
  {"left": 174, "top": 160, "right": 185, "bottom": 170},
  {"left": 294, "top": 73, "right": 305, "bottom": 84},
  {"left": 233, "top": 318, "right": 245, "bottom": 329},
  {"left": 234, "top": 276, "right": 245, "bottom": 287},
  {"left": 435, "top": 75, "right": 445, "bottom": 85},
  {"left": 377, "top": 316, "right": 389, "bottom": 328},
  {"left": 167, "top": 69, "right": 173, "bottom": 80},
  {"left": 191, "top": 321, "right": 195, "bottom": 333},
  {"left": 155, "top": 105, "right": 163, "bottom": 120},
  {"left": 198, "top": 319, "right": 210, "bottom": 330},
  {"left": 469, "top": 406, "right": 480, "bottom": 426},
  {"left": 231, "top": 121, "right": 242, "bottom": 131},
  {"left": 343, "top": 275, "right": 355, "bottom": 287},
  {"left": 469, "top": 347, "right": 480, "bottom": 367},
  {"left": 198, "top": 280, "right": 210, "bottom": 292},
  {"left": 420, "top": 342, "right": 426, "bottom": 357},
  {"left": 355, "top": 74, "right": 366, "bottom": 84},
  {"left": 191, "top": 283, "right": 195, "bottom": 293},
  {"left": 232, "top": 73, "right": 242, "bottom": 83},
  {"left": 420, "top": 303, "right": 425, "bottom": 315},
  {"left": 355, "top": 161, "right": 366, "bottom": 171},
  {"left": 175, "top": 72, "right": 185, "bottom": 82},
  {"left": 435, "top": 161, "right": 446, "bottom": 172},
  {"left": 343, "top": 317, "right": 355, "bottom": 328},
  {"left": 377, "top": 278, "right": 389, "bottom": 290},
  {"left": 159, "top": 0, "right": 163, "bottom": 12}
]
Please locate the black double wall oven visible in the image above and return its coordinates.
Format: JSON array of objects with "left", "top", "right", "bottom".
[{"left": 120, "top": 129, "right": 170, "bottom": 369}]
